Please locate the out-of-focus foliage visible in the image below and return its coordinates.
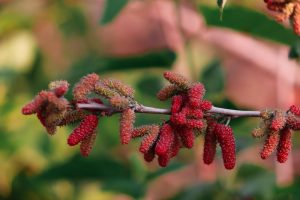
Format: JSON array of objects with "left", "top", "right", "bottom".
[
  {"left": 0, "top": 0, "right": 299, "bottom": 199},
  {"left": 100, "top": 0, "right": 128, "bottom": 25},
  {"left": 199, "top": 5, "right": 297, "bottom": 45}
]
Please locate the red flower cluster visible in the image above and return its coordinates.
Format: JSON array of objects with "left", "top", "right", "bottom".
[
  {"left": 252, "top": 105, "right": 300, "bottom": 163},
  {"left": 263, "top": 0, "right": 300, "bottom": 35},
  {"left": 22, "top": 81, "right": 70, "bottom": 134},
  {"left": 21, "top": 71, "right": 300, "bottom": 170},
  {"left": 132, "top": 71, "right": 213, "bottom": 167}
]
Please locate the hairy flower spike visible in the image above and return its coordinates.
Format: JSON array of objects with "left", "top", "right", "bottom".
[
  {"left": 139, "top": 129, "right": 159, "bottom": 154},
  {"left": 73, "top": 73, "right": 99, "bottom": 100},
  {"left": 49, "top": 80, "right": 69, "bottom": 97},
  {"left": 171, "top": 95, "right": 184, "bottom": 113},
  {"left": 200, "top": 100, "right": 212, "bottom": 111},
  {"left": 80, "top": 129, "right": 97, "bottom": 157},
  {"left": 155, "top": 123, "right": 174, "bottom": 156},
  {"left": 144, "top": 147, "right": 156, "bottom": 162},
  {"left": 286, "top": 114, "right": 300, "bottom": 130},
  {"left": 120, "top": 109, "right": 135, "bottom": 144},
  {"left": 157, "top": 84, "right": 179, "bottom": 101},
  {"left": 109, "top": 95, "right": 130, "bottom": 109},
  {"left": 270, "top": 110, "right": 286, "bottom": 131},
  {"left": 260, "top": 132, "right": 280, "bottom": 159},
  {"left": 203, "top": 122, "right": 217, "bottom": 165},
  {"left": 131, "top": 125, "right": 160, "bottom": 138},
  {"left": 290, "top": 105, "right": 300, "bottom": 116},
  {"left": 177, "top": 127, "right": 194, "bottom": 149},
  {"left": 163, "top": 71, "right": 190, "bottom": 89},
  {"left": 67, "top": 114, "right": 99, "bottom": 146},
  {"left": 101, "top": 78, "right": 134, "bottom": 97},
  {"left": 59, "top": 110, "right": 86, "bottom": 126},
  {"left": 215, "top": 124, "right": 236, "bottom": 170},
  {"left": 188, "top": 83, "right": 205, "bottom": 107},
  {"left": 186, "top": 119, "right": 204, "bottom": 129},
  {"left": 277, "top": 128, "right": 292, "bottom": 163}
]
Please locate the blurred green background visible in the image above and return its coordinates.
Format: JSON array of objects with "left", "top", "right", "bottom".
[{"left": 0, "top": 0, "right": 300, "bottom": 199}]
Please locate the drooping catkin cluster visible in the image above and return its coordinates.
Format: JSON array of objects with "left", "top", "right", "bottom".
[
  {"left": 135, "top": 71, "right": 214, "bottom": 167},
  {"left": 22, "top": 81, "right": 70, "bottom": 134},
  {"left": 21, "top": 71, "right": 300, "bottom": 170},
  {"left": 203, "top": 121, "right": 236, "bottom": 169},
  {"left": 263, "top": 0, "right": 300, "bottom": 35},
  {"left": 251, "top": 106, "right": 300, "bottom": 163}
]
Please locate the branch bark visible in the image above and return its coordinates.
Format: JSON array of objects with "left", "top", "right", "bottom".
[{"left": 77, "top": 103, "right": 261, "bottom": 118}]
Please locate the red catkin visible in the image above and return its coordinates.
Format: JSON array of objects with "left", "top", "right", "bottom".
[
  {"left": 80, "top": 129, "right": 97, "bottom": 157},
  {"left": 203, "top": 122, "right": 217, "bottom": 165},
  {"left": 215, "top": 124, "right": 236, "bottom": 170},
  {"left": 101, "top": 78, "right": 134, "bottom": 97},
  {"left": 73, "top": 73, "right": 99, "bottom": 100},
  {"left": 286, "top": 114, "right": 300, "bottom": 130},
  {"left": 290, "top": 105, "right": 300, "bottom": 116},
  {"left": 120, "top": 108, "right": 135, "bottom": 144},
  {"left": 171, "top": 95, "right": 183, "bottom": 114},
  {"left": 155, "top": 123, "right": 174, "bottom": 156},
  {"left": 67, "top": 114, "right": 99, "bottom": 146},
  {"left": 139, "top": 129, "right": 159, "bottom": 154},
  {"left": 131, "top": 125, "right": 160, "bottom": 138},
  {"left": 200, "top": 100, "right": 212, "bottom": 111},
  {"left": 177, "top": 127, "right": 194, "bottom": 149},
  {"left": 270, "top": 110, "right": 286, "bottom": 131},
  {"left": 260, "top": 132, "right": 280, "bottom": 159},
  {"left": 109, "top": 95, "right": 130, "bottom": 109},
  {"left": 188, "top": 83, "right": 205, "bottom": 107},
  {"left": 277, "top": 128, "right": 293, "bottom": 163},
  {"left": 157, "top": 84, "right": 179, "bottom": 101},
  {"left": 158, "top": 153, "right": 171, "bottom": 167},
  {"left": 163, "top": 71, "right": 190, "bottom": 89},
  {"left": 49, "top": 80, "right": 69, "bottom": 97},
  {"left": 144, "top": 147, "right": 156, "bottom": 162},
  {"left": 186, "top": 119, "right": 204, "bottom": 129},
  {"left": 171, "top": 133, "right": 180, "bottom": 157}
]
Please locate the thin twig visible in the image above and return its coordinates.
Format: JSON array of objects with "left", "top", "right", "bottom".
[{"left": 77, "top": 103, "right": 261, "bottom": 118}]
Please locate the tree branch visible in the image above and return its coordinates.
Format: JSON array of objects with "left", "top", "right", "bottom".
[{"left": 77, "top": 103, "right": 261, "bottom": 118}]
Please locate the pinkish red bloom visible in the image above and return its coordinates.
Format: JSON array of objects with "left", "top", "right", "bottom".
[
  {"left": 80, "top": 129, "right": 97, "bottom": 157},
  {"left": 215, "top": 124, "right": 236, "bottom": 170},
  {"left": 277, "top": 128, "right": 292, "bottom": 163},
  {"left": 101, "top": 78, "right": 134, "bottom": 97},
  {"left": 73, "top": 73, "right": 99, "bottom": 100},
  {"left": 171, "top": 95, "right": 184, "bottom": 114},
  {"left": 188, "top": 83, "right": 205, "bottom": 107},
  {"left": 155, "top": 123, "right": 174, "bottom": 156},
  {"left": 200, "top": 100, "right": 212, "bottom": 111},
  {"left": 177, "top": 127, "right": 194, "bottom": 149},
  {"left": 270, "top": 110, "right": 286, "bottom": 131},
  {"left": 49, "top": 80, "right": 69, "bottom": 97},
  {"left": 120, "top": 109, "right": 135, "bottom": 144},
  {"left": 203, "top": 122, "right": 217, "bottom": 165},
  {"left": 260, "top": 132, "right": 280, "bottom": 159},
  {"left": 157, "top": 85, "right": 179, "bottom": 101},
  {"left": 290, "top": 105, "right": 300, "bottom": 116},
  {"left": 67, "top": 114, "right": 99, "bottom": 146},
  {"left": 163, "top": 71, "right": 190, "bottom": 89},
  {"left": 139, "top": 129, "right": 159, "bottom": 154}
]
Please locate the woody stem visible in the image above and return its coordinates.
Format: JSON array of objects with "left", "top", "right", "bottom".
[{"left": 77, "top": 103, "right": 261, "bottom": 118}]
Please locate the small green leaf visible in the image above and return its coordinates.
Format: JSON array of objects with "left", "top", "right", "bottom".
[{"left": 100, "top": 0, "right": 128, "bottom": 25}]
